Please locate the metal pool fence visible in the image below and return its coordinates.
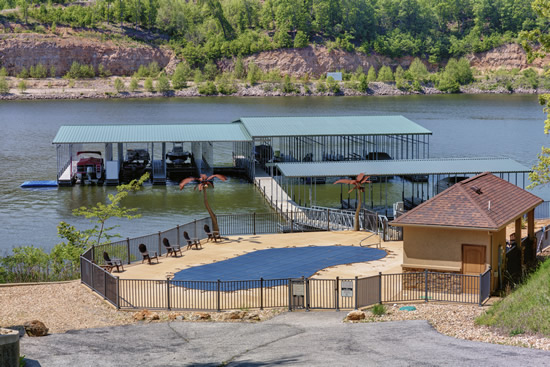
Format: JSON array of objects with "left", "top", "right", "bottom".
[{"left": 81, "top": 262, "right": 491, "bottom": 311}]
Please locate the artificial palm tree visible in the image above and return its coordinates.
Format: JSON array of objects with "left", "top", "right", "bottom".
[
  {"left": 334, "top": 173, "right": 371, "bottom": 231},
  {"left": 180, "top": 174, "right": 227, "bottom": 233}
]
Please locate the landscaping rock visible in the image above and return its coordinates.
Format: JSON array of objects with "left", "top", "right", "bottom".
[
  {"left": 133, "top": 310, "right": 159, "bottom": 321},
  {"left": 189, "top": 312, "right": 211, "bottom": 321},
  {"left": 222, "top": 311, "right": 245, "bottom": 320},
  {"left": 244, "top": 312, "right": 261, "bottom": 321},
  {"left": 23, "top": 320, "right": 48, "bottom": 337},
  {"left": 345, "top": 311, "right": 366, "bottom": 321}
]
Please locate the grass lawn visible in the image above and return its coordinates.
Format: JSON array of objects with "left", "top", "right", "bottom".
[{"left": 476, "top": 258, "right": 550, "bottom": 336}]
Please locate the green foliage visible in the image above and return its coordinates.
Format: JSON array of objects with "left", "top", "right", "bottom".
[
  {"left": 203, "top": 60, "right": 219, "bottom": 81},
  {"left": 357, "top": 73, "right": 368, "bottom": 92},
  {"left": 156, "top": 73, "right": 171, "bottom": 93},
  {"left": 17, "top": 67, "right": 29, "bottom": 79},
  {"left": 134, "top": 62, "right": 161, "bottom": 79},
  {"left": 29, "top": 63, "right": 47, "bottom": 78},
  {"left": 377, "top": 66, "right": 394, "bottom": 82},
  {"left": 408, "top": 58, "right": 429, "bottom": 83},
  {"left": 315, "top": 80, "right": 327, "bottom": 93},
  {"left": 281, "top": 74, "right": 295, "bottom": 93},
  {"left": 437, "top": 57, "right": 473, "bottom": 92},
  {"left": 217, "top": 73, "right": 237, "bottom": 95},
  {"left": 476, "top": 258, "right": 550, "bottom": 336},
  {"left": 172, "top": 62, "right": 191, "bottom": 90},
  {"left": 294, "top": 30, "right": 309, "bottom": 48},
  {"left": 233, "top": 57, "right": 246, "bottom": 79},
  {"left": 326, "top": 76, "right": 340, "bottom": 93},
  {"left": 129, "top": 76, "right": 139, "bottom": 91},
  {"left": 114, "top": 77, "right": 125, "bottom": 93},
  {"left": 0, "top": 67, "right": 7, "bottom": 77},
  {"left": 65, "top": 62, "right": 95, "bottom": 79},
  {"left": 17, "top": 79, "right": 27, "bottom": 93},
  {"left": 198, "top": 80, "right": 218, "bottom": 95},
  {"left": 49, "top": 65, "right": 56, "bottom": 78},
  {"left": 98, "top": 64, "right": 112, "bottom": 78},
  {"left": 144, "top": 77, "right": 154, "bottom": 92},
  {"left": 371, "top": 304, "right": 386, "bottom": 316},
  {"left": 0, "top": 76, "right": 9, "bottom": 94},
  {"left": 366, "top": 67, "right": 377, "bottom": 82},
  {"left": 247, "top": 61, "right": 261, "bottom": 85}
]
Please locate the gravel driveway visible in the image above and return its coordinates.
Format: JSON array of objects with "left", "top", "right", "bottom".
[{"left": 21, "top": 312, "right": 550, "bottom": 367}]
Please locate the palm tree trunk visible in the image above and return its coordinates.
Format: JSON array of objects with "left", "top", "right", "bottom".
[
  {"left": 354, "top": 191, "right": 362, "bottom": 231},
  {"left": 203, "top": 188, "right": 220, "bottom": 233}
]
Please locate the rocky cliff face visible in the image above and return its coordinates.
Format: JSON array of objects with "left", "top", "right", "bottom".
[
  {"left": 0, "top": 34, "right": 174, "bottom": 76},
  {"left": 218, "top": 45, "right": 438, "bottom": 77},
  {"left": 467, "top": 43, "right": 550, "bottom": 71}
]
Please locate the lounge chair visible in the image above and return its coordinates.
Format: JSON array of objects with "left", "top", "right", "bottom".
[
  {"left": 162, "top": 237, "right": 182, "bottom": 257},
  {"left": 103, "top": 251, "right": 124, "bottom": 272},
  {"left": 204, "top": 224, "right": 221, "bottom": 242},
  {"left": 183, "top": 231, "right": 202, "bottom": 250},
  {"left": 138, "top": 244, "right": 159, "bottom": 264}
]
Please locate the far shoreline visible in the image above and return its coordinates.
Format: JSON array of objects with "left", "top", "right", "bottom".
[{"left": 0, "top": 77, "right": 547, "bottom": 102}]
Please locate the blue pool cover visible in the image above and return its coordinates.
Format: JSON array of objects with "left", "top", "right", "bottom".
[{"left": 171, "top": 246, "right": 386, "bottom": 290}]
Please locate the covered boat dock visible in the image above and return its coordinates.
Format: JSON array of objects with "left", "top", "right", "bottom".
[{"left": 265, "top": 158, "right": 532, "bottom": 217}]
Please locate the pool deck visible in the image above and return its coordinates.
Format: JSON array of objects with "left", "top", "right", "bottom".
[{"left": 118, "top": 231, "right": 403, "bottom": 281}]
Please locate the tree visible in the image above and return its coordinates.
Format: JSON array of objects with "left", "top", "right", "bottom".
[
  {"left": 0, "top": 77, "right": 9, "bottom": 94},
  {"left": 144, "top": 77, "right": 154, "bottom": 92},
  {"left": 333, "top": 173, "right": 371, "bottom": 231},
  {"left": 172, "top": 62, "right": 191, "bottom": 89},
  {"left": 156, "top": 73, "right": 171, "bottom": 93},
  {"left": 367, "top": 66, "right": 377, "bottom": 82},
  {"left": 408, "top": 58, "right": 429, "bottom": 82},
  {"left": 294, "top": 30, "right": 309, "bottom": 48},
  {"left": 179, "top": 174, "right": 227, "bottom": 233},
  {"left": 377, "top": 66, "right": 394, "bottom": 82},
  {"left": 73, "top": 173, "right": 148, "bottom": 245}
]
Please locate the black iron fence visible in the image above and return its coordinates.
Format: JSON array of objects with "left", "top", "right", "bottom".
[{"left": 82, "top": 262, "right": 491, "bottom": 312}]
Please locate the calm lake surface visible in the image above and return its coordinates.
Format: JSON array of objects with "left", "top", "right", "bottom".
[{"left": 1, "top": 94, "right": 548, "bottom": 253}]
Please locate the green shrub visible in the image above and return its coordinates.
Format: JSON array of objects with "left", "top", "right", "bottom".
[
  {"left": 437, "top": 71, "right": 460, "bottom": 93},
  {"left": 172, "top": 62, "right": 191, "bottom": 90},
  {"left": 198, "top": 81, "right": 218, "bottom": 95},
  {"left": 367, "top": 67, "right": 377, "bottom": 82},
  {"left": 357, "top": 74, "right": 368, "bottom": 92},
  {"left": 0, "top": 76, "right": 9, "bottom": 94},
  {"left": 294, "top": 31, "right": 309, "bottom": 48},
  {"left": 65, "top": 62, "right": 95, "bottom": 79},
  {"left": 156, "top": 74, "right": 171, "bottom": 93},
  {"left": 17, "top": 79, "right": 27, "bottom": 93},
  {"left": 98, "top": 64, "right": 111, "bottom": 78},
  {"left": 233, "top": 57, "right": 246, "bottom": 80},
  {"left": 316, "top": 81, "right": 327, "bottom": 93},
  {"left": 216, "top": 73, "right": 237, "bottom": 95},
  {"left": 327, "top": 76, "right": 340, "bottom": 93},
  {"left": 114, "top": 78, "right": 125, "bottom": 93},
  {"left": 49, "top": 65, "right": 56, "bottom": 78},
  {"left": 129, "top": 77, "right": 139, "bottom": 92},
  {"left": 282, "top": 74, "right": 295, "bottom": 93},
  {"left": 377, "top": 66, "right": 394, "bottom": 82},
  {"left": 29, "top": 63, "right": 47, "bottom": 78},
  {"left": 17, "top": 67, "right": 29, "bottom": 79},
  {"left": 0, "top": 67, "right": 7, "bottom": 77},
  {"left": 408, "top": 58, "right": 429, "bottom": 82},
  {"left": 371, "top": 304, "right": 386, "bottom": 316},
  {"left": 247, "top": 61, "right": 261, "bottom": 85},
  {"left": 203, "top": 60, "right": 218, "bottom": 81},
  {"left": 144, "top": 77, "right": 154, "bottom": 92}
]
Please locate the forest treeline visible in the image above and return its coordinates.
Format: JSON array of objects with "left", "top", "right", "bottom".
[{"left": 0, "top": 0, "right": 545, "bottom": 66}]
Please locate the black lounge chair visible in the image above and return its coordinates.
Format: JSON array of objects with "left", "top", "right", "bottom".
[
  {"left": 204, "top": 224, "right": 221, "bottom": 242},
  {"left": 183, "top": 231, "right": 202, "bottom": 250},
  {"left": 139, "top": 244, "right": 159, "bottom": 264},
  {"left": 163, "top": 237, "right": 182, "bottom": 257},
  {"left": 103, "top": 251, "right": 124, "bottom": 272}
]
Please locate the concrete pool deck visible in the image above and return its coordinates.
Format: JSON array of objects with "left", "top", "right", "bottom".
[{"left": 118, "top": 231, "right": 404, "bottom": 281}]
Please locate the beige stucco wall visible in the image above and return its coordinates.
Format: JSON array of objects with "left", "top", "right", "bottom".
[{"left": 402, "top": 226, "right": 490, "bottom": 272}]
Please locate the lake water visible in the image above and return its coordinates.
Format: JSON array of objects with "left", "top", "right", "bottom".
[{"left": 1, "top": 94, "right": 548, "bottom": 253}]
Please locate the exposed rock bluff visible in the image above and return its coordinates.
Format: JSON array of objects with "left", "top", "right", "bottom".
[
  {"left": 467, "top": 43, "right": 550, "bottom": 72},
  {"left": 218, "top": 46, "right": 437, "bottom": 77},
  {"left": 0, "top": 34, "right": 174, "bottom": 76}
]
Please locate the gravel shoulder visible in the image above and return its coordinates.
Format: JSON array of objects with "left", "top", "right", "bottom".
[{"left": 2, "top": 281, "right": 550, "bottom": 351}]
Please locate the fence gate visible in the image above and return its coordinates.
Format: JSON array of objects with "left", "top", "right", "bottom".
[{"left": 289, "top": 278, "right": 306, "bottom": 310}]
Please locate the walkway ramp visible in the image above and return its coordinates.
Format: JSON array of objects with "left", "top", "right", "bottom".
[{"left": 152, "top": 160, "right": 166, "bottom": 185}]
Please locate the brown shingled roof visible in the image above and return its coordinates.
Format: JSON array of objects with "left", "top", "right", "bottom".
[{"left": 390, "top": 172, "right": 542, "bottom": 230}]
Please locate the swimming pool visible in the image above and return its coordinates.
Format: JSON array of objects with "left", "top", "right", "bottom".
[{"left": 171, "top": 246, "right": 386, "bottom": 290}]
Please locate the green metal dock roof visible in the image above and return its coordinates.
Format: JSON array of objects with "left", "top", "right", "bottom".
[
  {"left": 274, "top": 158, "right": 530, "bottom": 178},
  {"left": 234, "top": 116, "right": 432, "bottom": 138},
  {"left": 53, "top": 123, "right": 252, "bottom": 144}
]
